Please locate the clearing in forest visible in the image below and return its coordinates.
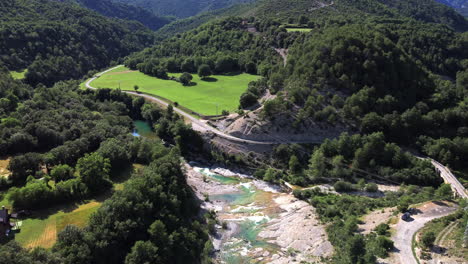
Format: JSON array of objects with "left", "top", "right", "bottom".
[
  {"left": 0, "top": 158, "right": 11, "bottom": 178},
  {"left": 15, "top": 201, "right": 101, "bottom": 249},
  {"left": 84, "top": 66, "right": 260, "bottom": 116},
  {"left": 285, "top": 28, "right": 312, "bottom": 32},
  {"left": 9, "top": 69, "right": 27, "bottom": 80}
]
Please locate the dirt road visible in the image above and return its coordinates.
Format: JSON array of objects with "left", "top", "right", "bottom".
[{"left": 391, "top": 202, "right": 458, "bottom": 264}]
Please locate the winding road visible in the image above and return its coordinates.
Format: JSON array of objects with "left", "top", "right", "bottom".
[
  {"left": 87, "top": 66, "right": 468, "bottom": 264},
  {"left": 86, "top": 66, "right": 323, "bottom": 146},
  {"left": 86, "top": 66, "right": 278, "bottom": 145},
  {"left": 391, "top": 202, "right": 458, "bottom": 264},
  {"left": 88, "top": 68, "right": 468, "bottom": 193}
]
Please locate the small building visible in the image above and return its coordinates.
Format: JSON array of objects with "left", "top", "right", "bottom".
[{"left": 0, "top": 206, "right": 15, "bottom": 238}]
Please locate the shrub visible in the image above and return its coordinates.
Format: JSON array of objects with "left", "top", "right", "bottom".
[
  {"left": 365, "top": 183, "right": 379, "bottom": 192},
  {"left": 179, "top": 72, "right": 193, "bottom": 86},
  {"left": 421, "top": 231, "right": 436, "bottom": 248},
  {"left": 333, "top": 181, "right": 355, "bottom": 192}
]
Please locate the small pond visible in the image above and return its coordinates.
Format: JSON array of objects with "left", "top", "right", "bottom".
[{"left": 132, "top": 120, "right": 157, "bottom": 139}]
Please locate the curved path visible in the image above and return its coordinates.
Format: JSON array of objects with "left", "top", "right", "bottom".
[
  {"left": 429, "top": 159, "right": 468, "bottom": 199},
  {"left": 86, "top": 66, "right": 321, "bottom": 145},
  {"left": 392, "top": 202, "right": 458, "bottom": 264}
]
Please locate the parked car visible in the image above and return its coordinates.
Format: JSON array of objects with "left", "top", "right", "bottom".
[{"left": 401, "top": 212, "right": 411, "bottom": 221}]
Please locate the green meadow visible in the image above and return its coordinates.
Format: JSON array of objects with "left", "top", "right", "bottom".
[
  {"left": 286, "top": 28, "right": 312, "bottom": 32},
  {"left": 85, "top": 66, "right": 260, "bottom": 115},
  {"left": 10, "top": 69, "right": 27, "bottom": 80}
]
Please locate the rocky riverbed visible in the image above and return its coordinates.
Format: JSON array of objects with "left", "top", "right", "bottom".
[{"left": 185, "top": 163, "right": 333, "bottom": 263}]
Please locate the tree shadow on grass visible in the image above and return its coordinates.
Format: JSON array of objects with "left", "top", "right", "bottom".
[
  {"left": 201, "top": 77, "right": 218, "bottom": 82},
  {"left": 184, "top": 82, "right": 198, "bottom": 87},
  {"left": 221, "top": 71, "right": 242, "bottom": 76}
]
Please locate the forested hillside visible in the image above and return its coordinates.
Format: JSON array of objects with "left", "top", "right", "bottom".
[
  {"left": 128, "top": 0, "right": 468, "bottom": 183},
  {"left": 114, "top": 0, "right": 252, "bottom": 18},
  {"left": 154, "top": 0, "right": 468, "bottom": 37},
  {"left": 126, "top": 17, "right": 282, "bottom": 78},
  {"left": 0, "top": 0, "right": 156, "bottom": 86},
  {"left": 59, "top": 0, "right": 172, "bottom": 30},
  {"left": 0, "top": 67, "right": 209, "bottom": 263},
  {"left": 250, "top": 0, "right": 468, "bottom": 31}
]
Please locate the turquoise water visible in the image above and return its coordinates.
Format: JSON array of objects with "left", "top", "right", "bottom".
[
  {"left": 197, "top": 168, "right": 281, "bottom": 263},
  {"left": 132, "top": 120, "right": 157, "bottom": 139}
]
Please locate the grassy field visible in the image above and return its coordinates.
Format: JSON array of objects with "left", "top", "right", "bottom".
[
  {"left": 15, "top": 201, "right": 101, "bottom": 249},
  {"left": 84, "top": 66, "right": 260, "bottom": 115},
  {"left": 286, "top": 28, "right": 312, "bottom": 32},
  {"left": 10, "top": 69, "right": 27, "bottom": 80},
  {"left": 11, "top": 163, "right": 143, "bottom": 248}
]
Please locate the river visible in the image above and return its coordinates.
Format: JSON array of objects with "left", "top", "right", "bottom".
[
  {"left": 186, "top": 165, "right": 333, "bottom": 264},
  {"left": 133, "top": 120, "right": 333, "bottom": 263}
]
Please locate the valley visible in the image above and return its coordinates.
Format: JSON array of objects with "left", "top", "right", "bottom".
[{"left": 0, "top": 0, "right": 467, "bottom": 263}]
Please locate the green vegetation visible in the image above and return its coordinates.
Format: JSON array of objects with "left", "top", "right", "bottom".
[
  {"left": 417, "top": 205, "right": 467, "bottom": 260},
  {"left": 0, "top": 66, "right": 209, "bottom": 262},
  {"left": 87, "top": 66, "right": 260, "bottom": 115},
  {"left": 0, "top": 0, "right": 156, "bottom": 86},
  {"left": 126, "top": 17, "right": 282, "bottom": 78},
  {"left": 9, "top": 70, "right": 27, "bottom": 80},
  {"left": 293, "top": 184, "right": 454, "bottom": 264},
  {"left": 15, "top": 201, "right": 101, "bottom": 249}
]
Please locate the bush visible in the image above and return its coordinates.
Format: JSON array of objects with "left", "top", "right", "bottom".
[
  {"left": 333, "top": 181, "right": 355, "bottom": 192},
  {"left": 50, "top": 164, "right": 74, "bottom": 182},
  {"left": 374, "top": 223, "right": 390, "bottom": 236},
  {"left": 179, "top": 72, "right": 193, "bottom": 86},
  {"left": 365, "top": 183, "right": 379, "bottom": 192},
  {"left": 197, "top": 64, "right": 211, "bottom": 79},
  {"left": 421, "top": 231, "right": 436, "bottom": 248},
  {"left": 239, "top": 92, "right": 258, "bottom": 108}
]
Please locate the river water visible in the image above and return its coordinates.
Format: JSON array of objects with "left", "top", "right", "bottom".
[
  {"left": 134, "top": 120, "right": 332, "bottom": 263},
  {"left": 193, "top": 167, "right": 282, "bottom": 263}
]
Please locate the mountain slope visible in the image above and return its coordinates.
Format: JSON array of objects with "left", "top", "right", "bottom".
[
  {"left": 435, "top": 0, "right": 468, "bottom": 16},
  {"left": 0, "top": 0, "right": 156, "bottom": 86},
  {"left": 113, "top": 0, "right": 253, "bottom": 18},
  {"left": 60, "top": 0, "right": 172, "bottom": 30},
  {"left": 246, "top": 0, "right": 468, "bottom": 31},
  {"left": 157, "top": 0, "right": 468, "bottom": 36}
]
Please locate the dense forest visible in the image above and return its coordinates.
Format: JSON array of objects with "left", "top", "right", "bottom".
[
  {"left": 128, "top": 0, "right": 468, "bottom": 175},
  {"left": 125, "top": 17, "right": 282, "bottom": 78},
  {"left": 0, "top": 0, "right": 157, "bottom": 86},
  {"left": 0, "top": 67, "right": 209, "bottom": 263},
  {"left": 269, "top": 20, "right": 468, "bottom": 173}
]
